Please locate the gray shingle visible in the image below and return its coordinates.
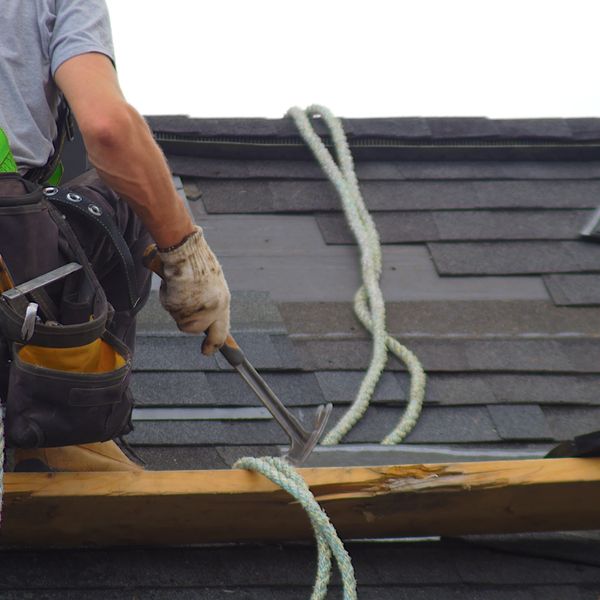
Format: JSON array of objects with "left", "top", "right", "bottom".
[
  {"left": 433, "top": 210, "right": 589, "bottom": 241},
  {"left": 424, "top": 374, "right": 495, "bottom": 405},
  {"left": 127, "top": 288, "right": 290, "bottom": 336},
  {"left": 317, "top": 210, "right": 590, "bottom": 245},
  {"left": 559, "top": 339, "right": 600, "bottom": 372},
  {"left": 215, "top": 445, "right": 284, "bottom": 466},
  {"left": 228, "top": 291, "right": 286, "bottom": 332},
  {"left": 429, "top": 241, "right": 600, "bottom": 275},
  {"left": 133, "top": 445, "right": 284, "bottom": 470},
  {"left": 544, "top": 274, "right": 600, "bottom": 306},
  {"left": 428, "top": 117, "right": 501, "bottom": 138},
  {"left": 454, "top": 542, "right": 600, "bottom": 584},
  {"left": 133, "top": 336, "right": 220, "bottom": 371},
  {"left": 295, "top": 338, "right": 471, "bottom": 371},
  {"left": 168, "top": 156, "right": 600, "bottom": 181},
  {"left": 487, "top": 405, "right": 553, "bottom": 441},
  {"left": 133, "top": 445, "right": 229, "bottom": 470},
  {"left": 484, "top": 374, "right": 600, "bottom": 405},
  {"left": 279, "top": 301, "right": 600, "bottom": 337},
  {"left": 317, "top": 212, "right": 439, "bottom": 244},
  {"left": 150, "top": 115, "right": 600, "bottom": 142},
  {"left": 199, "top": 179, "right": 600, "bottom": 213},
  {"left": 543, "top": 407, "right": 600, "bottom": 441},
  {"left": 295, "top": 338, "right": 597, "bottom": 373},
  {"left": 1, "top": 586, "right": 595, "bottom": 600},
  {"left": 221, "top": 248, "right": 547, "bottom": 303},
  {"left": 405, "top": 374, "right": 600, "bottom": 406},
  {"left": 344, "top": 406, "right": 501, "bottom": 444},
  {"left": 200, "top": 214, "right": 328, "bottom": 257},
  {"left": 460, "top": 532, "right": 600, "bottom": 567},
  {"left": 132, "top": 372, "right": 216, "bottom": 406},
  {"left": 133, "top": 333, "right": 291, "bottom": 372},
  {"left": 316, "top": 371, "right": 405, "bottom": 403},
  {"left": 128, "top": 406, "right": 502, "bottom": 445},
  {"left": 498, "top": 118, "right": 573, "bottom": 138},
  {"left": 206, "top": 372, "right": 325, "bottom": 407},
  {"left": 2, "top": 536, "right": 598, "bottom": 600},
  {"left": 128, "top": 419, "right": 287, "bottom": 445},
  {"left": 464, "top": 340, "right": 571, "bottom": 372}
]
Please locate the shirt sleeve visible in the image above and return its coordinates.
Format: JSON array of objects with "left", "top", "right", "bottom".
[{"left": 49, "top": 0, "right": 115, "bottom": 76}]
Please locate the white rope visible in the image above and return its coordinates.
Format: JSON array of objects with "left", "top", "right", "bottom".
[
  {"left": 235, "top": 456, "right": 357, "bottom": 600},
  {"left": 287, "top": 105, "right": 426, "bottom": 445}
]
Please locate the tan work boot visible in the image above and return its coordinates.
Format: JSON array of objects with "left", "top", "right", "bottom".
[{"left": 14, "top": 440, "right": 144, "bottom": 472}]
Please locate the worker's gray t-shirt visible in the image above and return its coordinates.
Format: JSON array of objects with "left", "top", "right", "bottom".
[{"left": 0, "top": 0, "right": 115, "bottom": 170}]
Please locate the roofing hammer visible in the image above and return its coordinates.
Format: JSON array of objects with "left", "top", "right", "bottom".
[{"left": 143, "top": 245, "right": 332, "bottom": 465}]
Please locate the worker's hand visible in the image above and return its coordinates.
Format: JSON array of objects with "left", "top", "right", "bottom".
[{"left": 157, "top": 226, "right": 230, "bottom": 355}]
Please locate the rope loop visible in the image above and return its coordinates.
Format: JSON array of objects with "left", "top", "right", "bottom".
[
  {"left": 234, "top": 456, "right": 357, "bottom": 600},
  {"left": 287, "top": 105, "right": 426, "bottom": 445}
]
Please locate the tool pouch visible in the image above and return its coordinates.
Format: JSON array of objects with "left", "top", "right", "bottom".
[{"left": 0, "top": 173, "right": 135, "bottom": 448}]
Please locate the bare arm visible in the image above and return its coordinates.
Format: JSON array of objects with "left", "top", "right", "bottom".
[{"left": 54, "top": 52, "right": 195, "bottom": 248}]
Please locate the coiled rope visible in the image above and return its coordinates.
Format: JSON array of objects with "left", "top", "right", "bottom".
[
  {"left": 235, "top": 106, "right": 429, "bottom": 599},
  {"left": 287, "top": 105, "right": 426, "bottom": 445},
  {"left": 234, "top": 456, "right": 357, "bottom": 600}
]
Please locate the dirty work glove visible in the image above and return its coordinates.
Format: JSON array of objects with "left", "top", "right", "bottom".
[{"left": 158, "top": 226, "right": 231, "bottom": 355}]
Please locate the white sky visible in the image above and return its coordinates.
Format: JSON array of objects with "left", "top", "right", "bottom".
[{"left": 105, "top": 0, "right": 600, "bottom": 119}]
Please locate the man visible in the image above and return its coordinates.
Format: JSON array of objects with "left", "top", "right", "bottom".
[{"left": 1, "top": 0, "right": 230, "bottom": 471}]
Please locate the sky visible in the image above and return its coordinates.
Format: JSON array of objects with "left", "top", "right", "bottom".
[{"left": 105, "top": 0, "right": 600, "bottom": 120}]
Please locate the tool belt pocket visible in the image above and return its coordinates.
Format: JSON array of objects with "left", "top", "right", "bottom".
[
  {"left": 0, "top": 174, "right": 136, "bottom": 448},
  {"left": 6, "top": 334, "right": 133, "bottom": 448}
]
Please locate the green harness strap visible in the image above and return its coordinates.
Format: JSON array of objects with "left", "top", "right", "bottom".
[
  {"left": 0, "top": 128, "right": 17, "bottom": 174},
  {"left": 0, "top": 127, "right": 64, "bottom": 185}
]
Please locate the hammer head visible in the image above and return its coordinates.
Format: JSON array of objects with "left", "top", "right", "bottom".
[{"left": 286, "top": 402, "right": 333, "bottom": 466}]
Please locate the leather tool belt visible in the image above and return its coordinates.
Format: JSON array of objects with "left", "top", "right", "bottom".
[{"left": 0, "top": 173, "right": 139, "bottom": 448}]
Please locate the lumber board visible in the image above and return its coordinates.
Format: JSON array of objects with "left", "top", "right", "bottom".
[{"left": 1, "top": 457, "right": 600, "bottom": 547}]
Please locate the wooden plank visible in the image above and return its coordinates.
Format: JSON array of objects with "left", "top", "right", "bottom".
[{"left": 1, "top": 457, "right": 600, "bottom": 547}]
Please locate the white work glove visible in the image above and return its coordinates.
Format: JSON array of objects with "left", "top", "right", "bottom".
[{"left": 158, "top": 226, "right": 231, "bottom": 355}]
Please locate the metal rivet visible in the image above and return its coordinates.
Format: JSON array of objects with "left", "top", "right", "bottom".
[
  {"left": 88, "top": 204, "right": 102, "bottom": 216},
  {"left": 66, "top": 192, "right": 82, "bottom": 203},
  {"left": 43, "top": 187, "right": 59, "bottom": 196}
]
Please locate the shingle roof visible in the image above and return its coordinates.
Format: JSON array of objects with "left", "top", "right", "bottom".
[
  {"left": 128, "top": 116, "right": 600, "bottom": 469},
  {"left": 5, "top": 115, "right": 600, "bottom": 598}
]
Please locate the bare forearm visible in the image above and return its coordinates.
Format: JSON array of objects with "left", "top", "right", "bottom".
[
  {"left": 82, "top": 105, "right": 195, "bottom": 248},
  {"left": 54, "top": 53, "right": 195, "bottom": 248}
]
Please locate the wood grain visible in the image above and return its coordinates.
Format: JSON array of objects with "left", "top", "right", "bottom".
[{"left": 2, "top": 457, "right": 600, "bottom": 547}]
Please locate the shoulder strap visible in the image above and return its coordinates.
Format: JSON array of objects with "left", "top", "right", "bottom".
[{"left": 44, "top": 186, "right": 141, "bottom": 310}]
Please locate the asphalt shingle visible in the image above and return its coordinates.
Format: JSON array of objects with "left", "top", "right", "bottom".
[
  {"left": 317, "top": 210, "right": 590, "bottom": 245},
  {"left": 429, "top": 241, "right": 600, "bottom": 275},
  {"left": 168, "top": 156, "right": 600, "bottom": 181},
  {"left": 132, "top": 372, "right": 216, "bottom": 406},
  {"left": 487, "top": 405, "right": 553, "bottom": 441},
  {"left": 544, "top": 274, "right": 600, "bottom": 306},
  {"left": 295, "top": 338, "right": 600, "bottom": 373},
  {"left": 543, "top": 407, "right": 600, "bottom": 441},
  {"left": 134, "top": 333, "right": 292, "bottom": 372},
  {"left": 206, "top": 372, "right": 325, "bottom": 407},
  {"left": 201, "top": 180, "right": 600, "bottom": 213},
  {"left": 316, "top": 371, "right": 405, "bottom": 404}
]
